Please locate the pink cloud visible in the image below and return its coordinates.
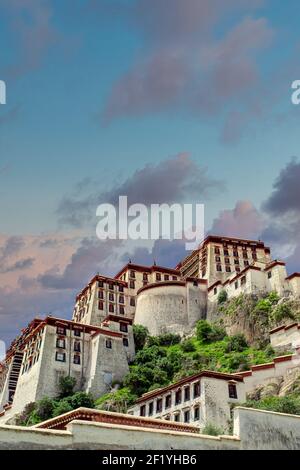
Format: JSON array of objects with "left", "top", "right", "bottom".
[{"left": 211, "top": 201, "right": 265, "bottom": 239}]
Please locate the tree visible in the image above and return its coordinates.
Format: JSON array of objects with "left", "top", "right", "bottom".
[
  {"left": 52, "top": 400, "right": 73, "bottom": 417},
  {"left": 67, "top": 391, "right": 94, "bottom": 409},
  {"left": 35, "top": 397, "right": 56, "bottom": 421},
  {"left": 58, "top": 375, "right": 76, "bottom": 398},
  {"left": 181, "top": 339, "right": 196, "bottom": 353},
  {"left": 133, "top": 324, "right": 149, "bottom": 351}
]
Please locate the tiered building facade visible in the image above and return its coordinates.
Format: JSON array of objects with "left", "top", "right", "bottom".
[{"left": 1, "top": 234, "right": 300, "bottom": 426}]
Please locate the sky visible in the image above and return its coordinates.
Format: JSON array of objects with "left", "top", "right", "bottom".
[{"left": 1, "top": 0, "right": 300, "bottom": 345}]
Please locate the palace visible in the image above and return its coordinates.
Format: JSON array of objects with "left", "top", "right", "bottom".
[{"left": 1, "top": 234, "right": 300, "bottom": 426}]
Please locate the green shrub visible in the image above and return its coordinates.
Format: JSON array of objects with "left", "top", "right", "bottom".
[
  {"left": 244, "top": 395, "right": 300, "bottom": 415},
  {"left": 66, "top": 391, "right": 94, "bottom": 409},
  {"left": 202, "top": 423, "right": 224, "bottom": 436},
  {"left": 196, "top": 320, "right": 226, "bottom": 343},
  {"left": 218, "top": 290, "right": 228, "bottom": 304},
  {"left": 272, "top": 303, "right": 295, "bottom": 323},
  {"left": 181, "top": 339, "right": 196, "bottom": 353},
  {"left": 95, "top": 387, "right": 137, "bottom": 413},
  {"left": 157, "top": 333, "right": 181, "bottom": 346},
  {"left": 52, "top": 399, "right": 73, "bottom": 417},
  {"left": 225, "top": 334, "right": 248, "bottom": 353},
  {"left": 58, "top": 375, "right": 76, "bottom": 398},
  {"left": 35, "top": 397, "right": 56, "bottom": 421}
]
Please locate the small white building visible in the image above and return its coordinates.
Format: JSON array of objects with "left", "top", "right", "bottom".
[
  {"left": 0, "top": 315, "right": 134, "bottom": 416},
  {"left": 270, "top": 323, "right": 300, "bottom": 352},
  {"left": 128, "top": 371, "right": 245, "bottom": 433}
]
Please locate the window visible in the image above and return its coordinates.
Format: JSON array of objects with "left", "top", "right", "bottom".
[
  {"left": 143, "top": 273, "right": 148, "bottom": 281},
  {"left": 193, "top": 280, "right": 198, "bottom": 286},
  {"left": 73, "top": 354, "right": 80, "bottom": 365},
  {"left": 56, "top": 326, "right": 66, "bottom": 336},
  {"left": 156, "top": 273, "right": 161, "bottom": 281},
  {"left": 228, "top": 383, "right": 238, "bottom": 399},
  {"left": 109, "top": 293, "right": 114, "bottom": 301},
  {"left": 174, "top": 414, "right": 180, "bottom": 422},
  {"left": 56, "top": 338, "right": 65, "bottom": 349},
  {"left": 74, "top": 341, "right": 81, "bottom": 352},
  {"left": 184, "top": 387, "right": 190, "bottom": 401},
  {"left": 225, "top": 257, "right": 230, "bottom": 264},
  {"left": 193, "top": 382, "right": 200, "bottom": 398},
  {"left": 194, "top": 406, "right": 200, "bottom": 421},
  {"left": 156, "top": 398, "right": 162, "bottom": 413},
  {"left": 74, "top": 329, "right": 81, "bottom": 337},
  {"left": 235, "top": 281, "right": 239, "bottom": 290},
  {"left": 140, "top": 405, "right": 146, "bottom": 417},
  {"left": 120, "top": 323, "right": 128, "bottom": 333},
  {"left": 98, "top": 280, "right": 104, "bottom": 288},
  {"left": 184, "top": 410, "right": 190, "bottom": 423},
  {"left": 98, "top": 301, "right": 104, "bottom": 310},
  {"left": 236, "top": 267, "right": 240, "bottom": 273},
  {"left": 123, "top": 338, "right": 129, "bottom": 347},
  {"left": 148, "top": 402, "right": 153, "bottom": 416},
  {"left": 214, "top": 287, "right": 217, "bottom": 295},
  {"left": 119, "top": 295, "right": 124, "bottom": 304},
  {"left": 215, "top": 256, "right": 221, "bottom": 262},
  {"left": 244, "top": 260, "right": 249, "bottom": 267},
  {"left": 243, "top": 252, "right": 248, "bottom": 259},
  {"left": 165, "top": 394, "right": 172, "bottom": 409},
  {"left": 224, "top": 249, "right": 229, "bottom": 256},
  {"left": 216, "top": 264, "right": 222, "bottom": 272},
  {"left": 109, "top": 304, "right": 114, "bottom": 313},
  {"left": 130, "top": 270, "right": 136, "bottom": 279},
  {"left": 55, "top": 352, "right": 66, "bottom": 362},
  {"left": 119, "top": 306, "right": 125, "bottom": 315},
  {"left": 268, "top": 271, "right": 272, "bottom": 279},
  {"left": 129, "top": 280, "right": 135, "bottom": 289},
  {"left": 234, "top": 258, "right": 239, "bottom": 265},
  {"left": 226, "top": 266, "right": 231, "bottom": 273},
  {"left": 164, "top": 274, "right": 169, "bottom": 281},
  {"left": 215, "top": 247, "right": 220, "bottom": 254},
  {"left": 119, "top": 285, "right": 124, "bottom": 292},
  {"left": 233, "top": 250, "right": 238, "bottom": 257},
  {"left": 172, "top": 276, "right": 177, "bottom": 280},
  {"left": 106, "top": 339, "right": 112, "bottom": 349},
  {"left": 241, "top": 276, "right": 246, "bottom": 286},
  {"left": 130, "top": 297, "right": 135, "bottom": 307},
  {"left": 109, "top": 283, "right": 114, "bottom": 290},
  {"left": 253, "top": 253, "right": 257, "bottom": 260},
  {"left": 175, "top": 389, "right": 182, "bottom": 405}
]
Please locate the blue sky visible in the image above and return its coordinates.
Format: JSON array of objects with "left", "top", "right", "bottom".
[{"left": 1, "top": 0, "right": 300, "bottom": 343}]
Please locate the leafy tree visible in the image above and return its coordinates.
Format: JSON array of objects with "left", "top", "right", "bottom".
[
  {"left": 35, "top": 397, "right": 56, "bottom": 421},
  {"left": 244, "top": 395, "right": 300, "bottom": 415},
  {"left": 133, "top": 324, "right": 149, "bottom": 351},
  {"left": 58, "top": 375, "right": 76, "bottom": 398}
]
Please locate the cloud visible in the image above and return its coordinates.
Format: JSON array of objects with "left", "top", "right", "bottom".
[
  {"left": 38, "top": 238, "right": 124, "bottom": 290},
  {"left": 0, "top": 0, "right": 56, "bottom": 78},
  {"left": 101, "top": 0, "right": 272, "bottom": 139},
  {"left": 211, "top": 200, "right": 265, "bottom": 240},
  {"left": 1, "top": 257, "right": 34, "bottom": 273},
  {"left": 262, "top": 159, "right": 300, "bottom": 216},
  {"left": 57, "top": 153, "right": 223, "bottom": 227},
  {"left": 0, "top": 236, "right": 24, "bottom": 261}
]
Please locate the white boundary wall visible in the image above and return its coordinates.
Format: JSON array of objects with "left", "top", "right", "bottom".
[{"left": 0, "top": 407, "right": 300, "bottom": 450}]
